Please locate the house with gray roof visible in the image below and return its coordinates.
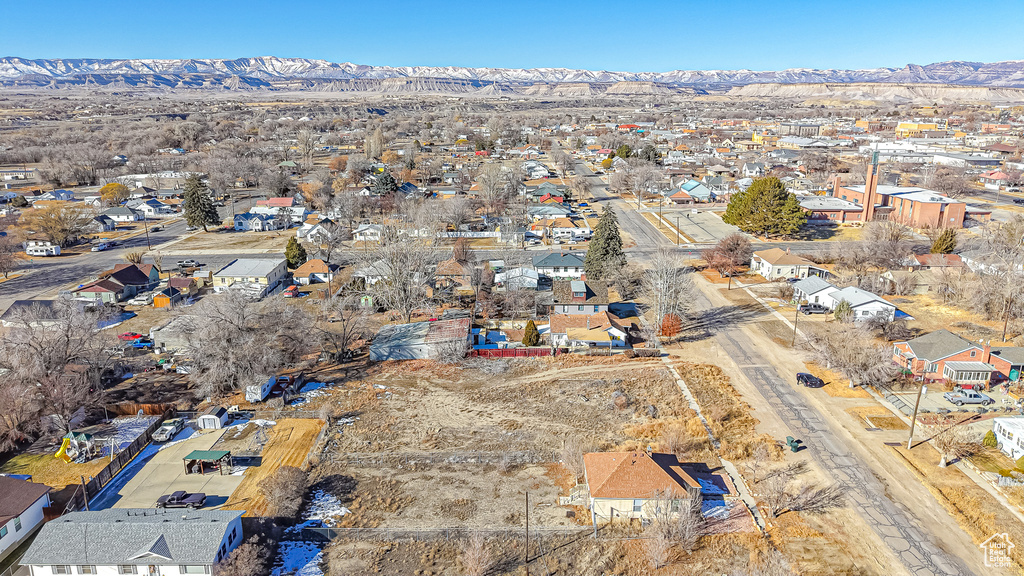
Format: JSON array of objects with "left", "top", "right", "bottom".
[
  {"left": 21, "top": 509, "right": 244, "bottom": 576},
  {"left": 792, "top": 276, "right": 837, "bottom": 305},
  {"left": 212, "top": 258, "right": 287, "bottom": 296},
  {"left": 822, "top": 286, "right": 896, "bottom": 321},
  {"left": 533, "top": 252, "right": 585, "bottom": 280}
]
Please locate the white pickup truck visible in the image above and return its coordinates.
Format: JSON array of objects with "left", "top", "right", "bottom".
[{"left": 943, "top": 390, "right": 993, "bottom": 406}]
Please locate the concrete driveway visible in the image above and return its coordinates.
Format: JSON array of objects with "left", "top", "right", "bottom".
[{"left": 105, "top": 428, "right": 244, "bottom": 510}]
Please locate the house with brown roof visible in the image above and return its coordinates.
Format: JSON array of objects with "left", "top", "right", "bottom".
[
  {"left": 293, "top": 258, "right": 339, "bottom": 285},
  {"left": 434, "top": 258, "right": 473, "bottom": 289},
  {"left": 582, "top": 451, "right": 703, "bottom": 523},
  {"left": 548, "top": 311, "right": 635, "bottom": 348},
  {"left": 749, "top": 248, "right": 827, "bottom": 281},
  {"left": 550, "top": 281, "right": 608, "bottom": 315},
  {"left": 0, "top": 476, "right": 51, "bottom": 562}
]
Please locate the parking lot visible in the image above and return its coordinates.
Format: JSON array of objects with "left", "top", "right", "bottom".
[
  {"left": 92, "top": 427, "right": 245, "bottom": 510},
  {"left": 653, "top": 209, "right": 744, "bottom": 244}
]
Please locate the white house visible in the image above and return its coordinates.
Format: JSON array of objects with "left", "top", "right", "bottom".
[
  {"left": 792, "top": 276, "right": 837, "bottom": 305},
  {"left": 353, "top": 223, "right": 383, "bottom": 243},
  {"left": 25, "top": 241, "right": 60, "bottom": 257},
  {"left": 251, "top": 205, "right": 310, "bottom": 224},
  {"left": 212, "top": 258, "right": 288, "bottom": 295},
  {"left": 102, "top": 207, "right": 144, "bottom": 223},
  {"left": 741, "top": 163, "right": 766, "bottom": 178},
  {"left": 533, "top": 252, "right": 585, "bottom": 280},
  {"left": 135, "top": 199, "right": 176, "bottom": 219},
  {"left": 494, "top": 267, "right": 539, "bottom": 291},
  {"left": 21, "top": 509, "right": 244, "bottom": 576},
  {"left": 0, "top": 477, "right": 51, "bottom": 564},
  {"left": 992, "top": 418, "right": 1024, "bottom": 460},
  {"left": 749, "top": 248, "right": 826, "bottom": 281},
  {"left": 822, "top": 286, "right": 897, "bottom": 321},
  {"left": 233, "top": 212, "right": 283, "bottom": 232}
]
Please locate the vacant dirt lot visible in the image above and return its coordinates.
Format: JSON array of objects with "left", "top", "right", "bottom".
[
  {"left": 223, "top": 418, "right": 324, "bottom": 516},
  {"left": 171, "top": 229, "right": 291, "bottom": 252}
]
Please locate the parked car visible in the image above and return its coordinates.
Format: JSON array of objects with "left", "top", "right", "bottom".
[
  {"left": 91, "top": 243, "right": 110, "bottom": 252},
  {"left": 151, "top": 418, "right": 185, "bottom": 442},
  {"left": 177, "top": 259, "right": 199, "bottom": 268},
  {"left": 1013, "top": 198, "right": 1024, "bottom": 205},
  {"left": 150, "top": 225, "right": 163, "bottom": 232},
  {"left": 131, "top": 339, "right": 154, "bottom": 349},
  {"left": 283, "top": 285, "right": 299, "bottom": 298},
  {"left": 799, "top": 303, "right": 829, "bottom": 315},
  {"left": 155, "top": 491, "right": 206, "bottom": 509},
  {"left": 118, "top": 332, "right": 144, "bottom": 341},
  {"left": 942, "top": 390, "right": 993, "bottom": 406},
  {"left": 796, "top": 373, "right": 825, "bottom": 388}
]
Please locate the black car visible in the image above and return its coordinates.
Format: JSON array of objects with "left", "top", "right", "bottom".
[
  {"left": 799, "top": 303, "right": 829, "bottom": 315},
  {"left": 1013, "top": 198, "right": 1024, "bottom": 205},
  {"left": 156, "top": 491, "right": 206, "bottom": 509},
  {"left": 796, "top": 373, "right": 825, "bottom": 388}
]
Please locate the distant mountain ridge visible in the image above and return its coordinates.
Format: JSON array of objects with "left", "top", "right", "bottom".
[{"left": 3, "top": 56, "right": 1024, "bottom": 91}]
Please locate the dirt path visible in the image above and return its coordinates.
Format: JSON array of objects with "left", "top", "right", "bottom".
[{"left": 691, "top": 274, "right": 976, "bottom": 576}]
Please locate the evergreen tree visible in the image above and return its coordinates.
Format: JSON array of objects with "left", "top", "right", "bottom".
[
  {"left": 183, "top": 174, "right": 220, "bottom": 232},
  {"left": 615, "top": 144, "right": 632, "bottom": 159},
  {"left": 983, "top": 430, "right": 998, "bottom": 448},
  {"left": 373, "top": 171, "right": 399, "bottom": 195},
  {"left": 833, "top": 299, "right": 853, "bottom": 323},
  {"left": 722, "top": 177, "right": 806, "bottom": 237},
  {"left": 930, "top": 228, "right": 958, "bottom": 254},
  {"left": 522, "top": 320, "right": 540, "bottom": 346},
  {"left": 584, "top": 206, "right": 626, "bottom": 280},
  {"left": 285, "top": 237, "right": 307, "bottom": 269}
]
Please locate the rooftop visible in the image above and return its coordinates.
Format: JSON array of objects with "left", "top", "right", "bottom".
[
  {"left": 214, "top": 258, "right": 286, "bottom": 279},
  {"left": 583, "top": 452, "right": 699, "bottom": 499}
]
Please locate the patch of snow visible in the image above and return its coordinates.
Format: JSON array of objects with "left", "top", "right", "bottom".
[
  {"left": 373, "top": 384, "right": 388, "bottom": 390},
  {"left": 272, "top": 542, "right": 323, "bottom": 576},
  {"left": 303, "top": 489, "right": 351, "bottom": 527}
]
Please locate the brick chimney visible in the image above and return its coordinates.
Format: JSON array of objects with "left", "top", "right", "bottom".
[
  {"left": 984, "top": 340, "right": 992, "bottom": 364},
  {"left": 863, "top": 152, "right": 880, "bottom": 222}
]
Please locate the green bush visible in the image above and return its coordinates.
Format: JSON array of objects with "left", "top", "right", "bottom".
[{"left": 983, "top": 430, "right": 998, "bottom": 448}]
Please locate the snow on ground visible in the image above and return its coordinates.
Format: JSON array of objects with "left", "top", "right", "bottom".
[
  {"left": 90, "top": 427, "right": 193, "bottom": 510},
  {"left": 303, "top": 489, "right": 351, "bottom": 527},
  {"left": 272, "top": 542, "right": 323, "bottom": 576},
  {"left": 111, "top": 415, "right": 161, "bottom": 446}
]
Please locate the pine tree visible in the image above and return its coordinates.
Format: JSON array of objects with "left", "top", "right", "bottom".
[
  {"left": 584, "top": 206, "right": 626, "bottom": 280},
  {"left": 983, "top": 430, "right": 998, "bottom": 448},
  {"left": 930, "top": 228, "right": 957, "bottom": 254},
  {"left": 285, "top": 237, "right": 307, "bottom": 269},
  {"left": 183, "top": 174, "right": 220, "bottom": 232},
  {"left": 722, "top": 177, "right": 806, "bottom": 237},
  {"left": 373, "top": 171, "right": 398, "bottom": 195},
  {"left": 522, "top": 320, "right": 540, "bottom": 346},
  {"left": 833, "top": 299, "right": 853, "bottom": 323}
]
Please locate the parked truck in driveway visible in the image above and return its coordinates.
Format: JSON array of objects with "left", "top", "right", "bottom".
[{"left": 943, "top": 390, "right": 993, "bottom": 406}]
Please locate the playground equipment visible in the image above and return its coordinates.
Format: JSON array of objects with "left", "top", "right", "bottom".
[{"left": 53, "top": 432, "right": 95, "bottom": 463}]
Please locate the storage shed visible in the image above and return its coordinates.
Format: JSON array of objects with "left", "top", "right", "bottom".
[{"left": 197, "top": 406, "right": 228, "bottom": 430}]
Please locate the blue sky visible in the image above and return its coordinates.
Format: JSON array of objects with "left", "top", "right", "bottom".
[{"left": 3, "top": 0, "right": 1023, "bottom": 71}]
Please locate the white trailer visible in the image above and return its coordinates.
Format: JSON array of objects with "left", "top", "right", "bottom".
[{"left": 245, "top": 376, "right": 275, "bottom": 403}]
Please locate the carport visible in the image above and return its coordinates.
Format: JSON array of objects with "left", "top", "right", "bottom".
[{"left": 183, "top": 449, "right": 232, "bottom": 475}]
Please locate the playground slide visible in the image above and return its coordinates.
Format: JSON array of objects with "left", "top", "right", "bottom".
[{"left": 54, "top": 438, "right": 72, "bottom": 463}]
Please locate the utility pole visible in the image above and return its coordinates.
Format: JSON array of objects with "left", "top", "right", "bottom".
[
  {"left": 907, "top": 381, "right": 927, "bottom": 449},
  {"left": 675, "top": 216, "right": 680, "bottom": 245},
  {"left": 524, "top": 491, "right": 529, "bottom": 576},
  {"left": 142, "top": 217, "right": 152, "bottom": 251},
  {"left": 791, "top": 306, "right": 799, "bottom": 347},
  {"left": 80, "top": 476, "right": 90, "bottom": 511},
  {"left": 1003, "top": 295, "right": 1012, "bottom": 343}
]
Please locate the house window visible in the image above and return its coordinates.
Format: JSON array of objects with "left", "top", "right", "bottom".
[
  {"left": 179, "top": 567, "right": 209, "bottom": 574},
  {"left": 970, "top": 350, "right": 977, "bottom": 358},
  {"left": 593, "top": 305, "right": 599, "bottom": 312},
  {"left": 0, "top": 526, "right": 6, "bottom": 538},
  {"left": 14, "top": 517, "right": 21, "bottom": 532},
  {"left": 118, "top": 567, "right": 137, "bottom": 574},
  {"left": 632, "top": 499, "right": 643, "bottom": 513},
  {"left": 51, "top": 567, "right": 71, "bottom": 575},
  {"left": 229, "top": 527, "right": 237, "bottom": 545},
  {"left": 578, "top": 305, "right": 584, "bottom": 311},
  {"left": 77, "top": 567, "right": 97, "bottom": 575}
]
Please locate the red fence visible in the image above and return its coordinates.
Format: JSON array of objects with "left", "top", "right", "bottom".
[{"left": 469, "top": 347, "right": 563, "bottom": 358}]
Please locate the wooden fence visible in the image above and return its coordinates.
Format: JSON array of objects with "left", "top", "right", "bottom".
[
  {"left": 105, "top": 402, "right": 176, "bottom": 416},
  {"left": 299, "top": 526, "right": 590, "bottom": 542},
  {"left": 63, "top": 409, "right": 172, "bottom": 513},
  {"left": 469, "top": 347, "right": 562, "bottom": 358}
]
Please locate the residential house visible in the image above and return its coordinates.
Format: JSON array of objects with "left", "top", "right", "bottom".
[
  {"left": 296, "top": 218, "right": 336, "bottom": 243},
  {"left": 741, "top": 163, "right": 766, "bottom": 178},
  {"left": 979, "top": 170, "right": 1010, "bottom": 190},
  {"left": 548, "top": 217, "right": 592, "bottom": 241},
  {"left": 582, "top": 452, "right": 703, "bottom": 523},
  {"left": 369, "top": 318, "right": 472, "bottom": 361},
  {"left": 494, "top": 267, "right": 539, "bottom": 291},
  {"left": 85, "top": 215, "right": 117, "bottom": 233},
  {"left": 548, "top": 311, "right": 632, "bottom": 348},
  {"left": 0, "top": 477, "right": 51, "bottom": 564},
  {"left": 749, "top": 248, "right": 826, "bottom": 281},
  {"left": 233, "top": 212, "right": 283, "bottom": 232},
  {"left": 675, "top": 179, "right": 715, "bottom": 202},
  {"left": 20, "top": 509, "right": 244, "bottom": 576},
  {"left": 212, "top": 258, "right": 288, "bottom": 295},
  {"left": 352, "top": 223, "right": 383, "bottom": 243},
  {"left": 135, "top": 199, "right": 176, "bottom": 219},
  {"left": 893, "top": 330, "right": 997, "bottom": 386},
  {"left": 167, "top": 277, "right": 198, "bottom": 296},
  {"left": 550, "top": 280, "right": 608, "bottom": 315},
  {"left": 25, "top": 241, "right": 60, "bottom": 257},
  {"left": 792, "top": 276, "right": 837, "bottom": 305},
  {"left": 251, "top": 205, "right": 310, "bottom": 225},
  {"left": 992, "top": 418, "right": 1024, "bottom": 460},
  {"left": 533, "top": 252, "right": 585, "bottom": 280},
  {"left": 822, "top": 286, "right": 897, "bottom": 321},
  {"left": 434, "top": 258, "right": 473, "bottom": 290},
  {"left": 73, "top": 264, "right": 160, "bottom": 303},
  {"left": 292, "top": 259, "right": 338, "bottom": 286},
  {"left": 101, "top": 207, "right": 143, "bottom": 223}
]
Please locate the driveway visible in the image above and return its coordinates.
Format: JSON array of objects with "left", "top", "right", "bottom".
[{"left": 92, "top": 427, "right": 244, "bottom": 510}]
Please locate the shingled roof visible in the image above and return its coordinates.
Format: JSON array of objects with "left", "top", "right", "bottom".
[
  {"left": 583, "top": 452, "right": 700, "bottom": 499},
  {"left": 21, "top": 509, "right": 243, "bottom": 566},
  {"left": 0, "top": 477, "right": 50, "bottom": 526}
]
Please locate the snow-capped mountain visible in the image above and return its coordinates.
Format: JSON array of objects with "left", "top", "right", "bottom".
[{"left": 3, "top": 57, "right": 1024, "bottom": 89}]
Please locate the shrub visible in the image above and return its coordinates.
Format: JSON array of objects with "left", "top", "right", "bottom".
[
  {"left": 984, "top": 430, "right": 998, "bottom": 448},
  {"left": 258, "top": 465, "right": 308, "bottom": 517}
]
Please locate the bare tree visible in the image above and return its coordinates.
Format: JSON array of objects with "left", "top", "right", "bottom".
[
  {"left": 0, "top": 236, "right": 19, "bottom": 278},
  {"left": 559, "top": 436, "right": 592, "bottom": 483},
  {"left": 863, "top": 219, "right": 913, "bottom": 269},
  {"left": 927, "top": 166, "right": 972, "bottom": 198},
  {"left": 458, "top": 534, "right": 494, "bottom": 576},
  {"left": 933, "top": 425, "right": 980, "bottom": 467},
  {"left": 365, "top": 224, "right": 438, "bottom": 323},
  {"left": 21, "top": 201, "right": 95, "bottom": 247},
  {"left": 312, "top": 294, "right": 370, "bottom": 363},
  {"left": 258, "top": 465, "right": 308, "bottom": 517},
  {"left": 804, "top": 322, "right": 899, "bottom": 388},
  {"left": 215, "top": 536, "right": 266, "bottom": 576},
  {"left": 643, "top": 248, "right": 696, "bottom": 333},
  {"left": 761, "top": 475, "right": 845, "bottom": 518}
]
